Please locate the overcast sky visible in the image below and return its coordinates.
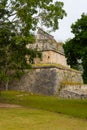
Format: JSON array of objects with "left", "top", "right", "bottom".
[{"left": 51, "top": 0, "right": 87, "bottom": 42}]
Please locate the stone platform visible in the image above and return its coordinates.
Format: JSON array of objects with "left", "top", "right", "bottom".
[{"left": 9, "top": 64, "right": 84, "bottom": 97}]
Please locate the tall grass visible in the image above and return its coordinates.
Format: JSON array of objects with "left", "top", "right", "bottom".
[{"left": 0, "top": 91, "right": 87, "bottom": 119}]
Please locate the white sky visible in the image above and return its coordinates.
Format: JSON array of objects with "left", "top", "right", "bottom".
[{"left": 51, "top": 0, "right": 87, "bottom": 42}]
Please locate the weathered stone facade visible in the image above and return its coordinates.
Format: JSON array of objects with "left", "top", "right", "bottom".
[
  {"left": 27, "top": 28, "right": 68, "bottom": 66},
  {"left": 9, "top": 65, "right": 83, "bottom": 96},
  {"left": 59, "top": 84, "right": 87, "bottom": 99},
  {"left": 34, "top": 50, "right": 68, "bottom": 66},
  {"left": 9, "top": 68, "right": 58, "bottom": 95}
]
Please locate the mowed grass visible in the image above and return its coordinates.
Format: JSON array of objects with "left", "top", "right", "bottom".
[
  {"left": 0, "top": 91, "right": 87, "bottom": 119},
  {"left": 0, "top": 108, "right": 87, "bottom": 130},
  {"left": 0, "top": 91, "right": 87, "bottom": 130}
]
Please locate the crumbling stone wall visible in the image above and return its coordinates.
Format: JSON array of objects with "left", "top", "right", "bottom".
[
  {"left": 9, "top": 66, "right": 83, "bottom": 96},
  {"left": 59, "top": 84, "right": 87, "bottom": 99},
  {"left": 27, "top": 28, "right": 68, "bottom": 66},
  {"left": 9, "top": 68, "right": 59, "bottom": 95},
  {"left": 34, "top": 51, "right": 68, "bottom": 66}
]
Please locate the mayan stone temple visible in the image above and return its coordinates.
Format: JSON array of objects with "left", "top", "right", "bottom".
[
  {"left": 28, "top": 28, "right": 68, "bottom": 66},
  {"left": 10, "top": 28, "right": 87, "bottom": 99}
]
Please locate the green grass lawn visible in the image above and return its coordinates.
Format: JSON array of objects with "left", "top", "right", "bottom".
[
  {"left": 0, "top": 91, "right": 87, "bottom": 119},
  {"left": 0, "top": 91, "right": 87, "bottom": 130},
  {"left": 0, "top": 108, "right": 87, "bottom": 130}
]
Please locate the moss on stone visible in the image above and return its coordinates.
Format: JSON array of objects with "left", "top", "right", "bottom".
[
  {"left": 32, "top": 63, "right": 82, "bottom": 73},
  {"left": 61, "top": 82, "right": 83, "bottom": 86}
]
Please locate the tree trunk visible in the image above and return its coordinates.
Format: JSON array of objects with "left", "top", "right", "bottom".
[{"left": 5, "top": 81, "right": 9, "bottom": 91}]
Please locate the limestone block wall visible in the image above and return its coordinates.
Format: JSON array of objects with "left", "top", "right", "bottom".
[
  {"left": 9, "top": 66, "right": 83, "bottom": 96},
  {"left": 34, "top": 50, "right": 68, "bottom": 66},
  {"left": 9, "top": 68, "right": 59, "bottom": 95},
  {"left": 57, "top": 68, "right": 83, "bottom": 84},
  {"left": 59, "top": 84, "right": 87, "bottom": 99}
]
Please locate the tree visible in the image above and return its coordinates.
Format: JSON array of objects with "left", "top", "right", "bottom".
[
  {"left": 0, "top": 0, "right": 66, "bottom": 89},
  {"left": 63, "top": 13, "right": 87, "bottom": 83}
]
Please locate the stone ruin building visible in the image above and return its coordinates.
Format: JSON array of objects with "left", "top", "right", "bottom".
[
  {"left": 9, "top": 28, "right": 87, "bottom": 99},
  {"left": 27, "top": 28, "right": 68, "bottom": 66}
]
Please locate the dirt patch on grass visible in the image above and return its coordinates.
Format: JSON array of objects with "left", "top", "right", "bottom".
[{"left": 0, "top": 103, "right": 22, "bottom": 108}]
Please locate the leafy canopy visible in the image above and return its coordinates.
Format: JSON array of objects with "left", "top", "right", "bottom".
[
  {"left": 0, "top": 0, "right": 66, "bottom": 89},
  {"left": 63, "top": 13, "right": 87, "bottom": 83}
]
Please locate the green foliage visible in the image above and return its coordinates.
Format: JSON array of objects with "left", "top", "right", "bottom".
[
  {"left": 0, "top": 0, "right": 66, "bottom": 88},
  {"left": 63, "top": 13, "right": 87, "bottom": 83},
  {"left": 63, "top": 39, "right": 82, "bottom": 70},
  {"left": 82, "top": 48, "right": 87, "bottom": 83}
]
